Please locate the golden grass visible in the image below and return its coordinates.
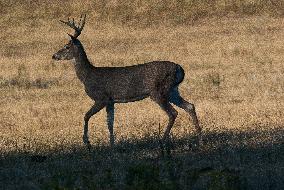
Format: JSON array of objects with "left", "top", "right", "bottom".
[
  {"left": 1, "top": 0, "right": 284, "bottom": 28},
  {"left": 0, "top": 1, "right": 284, "bottom": 189},
  {"left": 1, "top": 16, "right": 284, "bottom": 152}
]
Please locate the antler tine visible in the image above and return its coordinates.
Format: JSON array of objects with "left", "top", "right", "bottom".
[
  {"left": 79, "top": 14, "right": 86, "bottom": 30},
  {"left": 60, "top": 19, "right": 76, "bottom": 30},
  {"left": 77, "top": 14, "right": 85, "bottom": 29},
  {"left": 79, "top": 15, "right": 83, "bottom": 25}
]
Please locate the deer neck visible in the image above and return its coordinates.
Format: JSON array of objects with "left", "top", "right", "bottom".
[{"left": 73, "top": 44, "right": 93, "bottom": 84}]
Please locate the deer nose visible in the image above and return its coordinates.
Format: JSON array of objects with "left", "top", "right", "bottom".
[{"left": 52, "top": 54, "right": 58, "bottom": 60}]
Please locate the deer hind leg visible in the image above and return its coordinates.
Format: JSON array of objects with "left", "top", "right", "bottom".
[
  {"left": 151, "top": 95, "right": 178, "bottom": 142},
  {"left": 106, "top": 101, "right": 115, "bottom": 147},
  {"left": 83, "top": 102, "right": 106, "bottom": 146},
  {"left": 169, "top": 87, "right": 201, "bottom": 135}
]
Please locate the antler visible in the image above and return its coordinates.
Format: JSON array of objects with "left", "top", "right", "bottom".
[{"left": 60, "top": 14, "right": 86, "bottom": 38}]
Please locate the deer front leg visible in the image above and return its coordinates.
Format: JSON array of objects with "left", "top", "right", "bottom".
[
  {"left": 83, "top": 102, "right": 106, "bottom": 146},
  {"left": 106, "top": 101, "right": 115, "bottom": 147}
]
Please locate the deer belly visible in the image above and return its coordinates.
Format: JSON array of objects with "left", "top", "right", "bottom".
[
  {"left": 113, "top": 94, "right": 149, "bottom": 103},
  {"left": 111, "top": 86, "right": 149, "bottom": 103}
]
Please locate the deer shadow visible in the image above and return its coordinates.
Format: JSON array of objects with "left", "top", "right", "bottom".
[{"left": 1, "top": 125, "right": 284, "bottom": 190}]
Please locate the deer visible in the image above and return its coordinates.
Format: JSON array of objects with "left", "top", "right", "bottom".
[{"left": 52, "top": 15, "right": 201, "bottom": 149}]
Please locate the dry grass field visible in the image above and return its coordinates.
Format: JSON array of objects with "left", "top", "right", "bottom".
[{"left": 1, "top": 0, "right": 284, "bottom": 189}]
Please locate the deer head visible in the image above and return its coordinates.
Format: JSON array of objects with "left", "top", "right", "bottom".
[{"left": 52, "top": 14, "right": 86, "bottom": 61}]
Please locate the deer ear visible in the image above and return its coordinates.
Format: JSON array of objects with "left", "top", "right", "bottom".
[{"left": 68, "top": 33, "right": 76, "bottom": 41}]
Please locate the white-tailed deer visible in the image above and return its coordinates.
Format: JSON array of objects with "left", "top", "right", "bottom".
[{"left": 52, "top": 15, "right": 201, "bottom": 148}]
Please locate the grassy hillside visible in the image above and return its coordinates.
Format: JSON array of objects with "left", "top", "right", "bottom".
[
  {"left": 0, "top": 1, "right": 284, "bottom": 189},
  {"left": 1, "top": 0, "right": 284, "bottom": 27}
]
